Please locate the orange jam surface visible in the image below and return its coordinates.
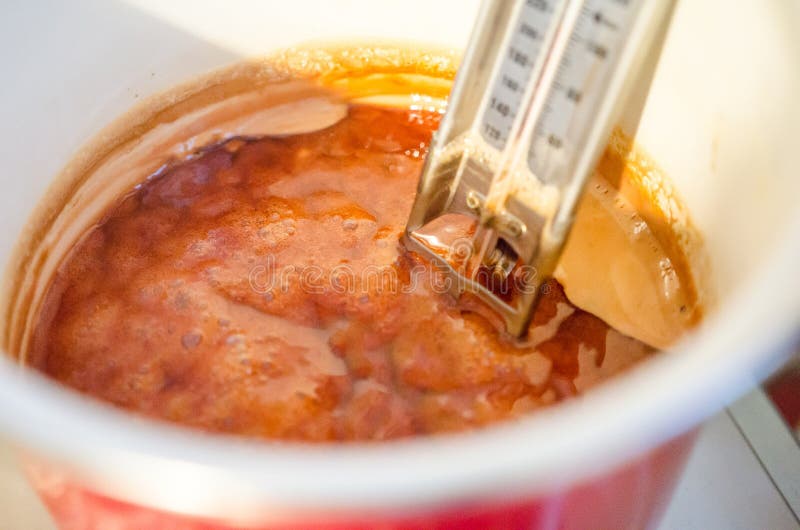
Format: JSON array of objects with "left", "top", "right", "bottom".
[{"left": 31, "top": 104, "right": 653, "bottom": 441}]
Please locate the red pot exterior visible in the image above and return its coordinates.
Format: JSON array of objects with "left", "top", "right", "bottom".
[{"left": 28, "top": 429, "right": 696, "bottom": 530}]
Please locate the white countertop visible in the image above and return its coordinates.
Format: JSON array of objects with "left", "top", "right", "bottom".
[{"left": 659, "top": 396, "right": 799, "bottom": 530}]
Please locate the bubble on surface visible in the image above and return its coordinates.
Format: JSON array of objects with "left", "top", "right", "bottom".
[{"left": 181, "top": 331, "right": 203, "bottom": 350}]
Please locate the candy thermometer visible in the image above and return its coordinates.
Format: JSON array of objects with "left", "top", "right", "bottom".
[{"left": 405, "top": 0, "right": 676, "bottom": 336}]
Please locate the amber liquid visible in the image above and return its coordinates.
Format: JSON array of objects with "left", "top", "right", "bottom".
[{"left": 25, "top": 103, "right": 663, "bottom": 442}]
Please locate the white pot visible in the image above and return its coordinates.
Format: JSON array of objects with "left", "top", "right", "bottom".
[{"left": 0, "top": 1, "right": 797, "bottom": 528}]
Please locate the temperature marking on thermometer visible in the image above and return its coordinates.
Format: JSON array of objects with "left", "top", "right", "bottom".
[
  {"left": 527, "top": 0, "right": 638, "bottom": 184},
  {"left": 480, "top": 0, "right": 557, "bottom": 149},
  {"left": 479, "top": 0, "right": 642, "bottom": 183}
]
